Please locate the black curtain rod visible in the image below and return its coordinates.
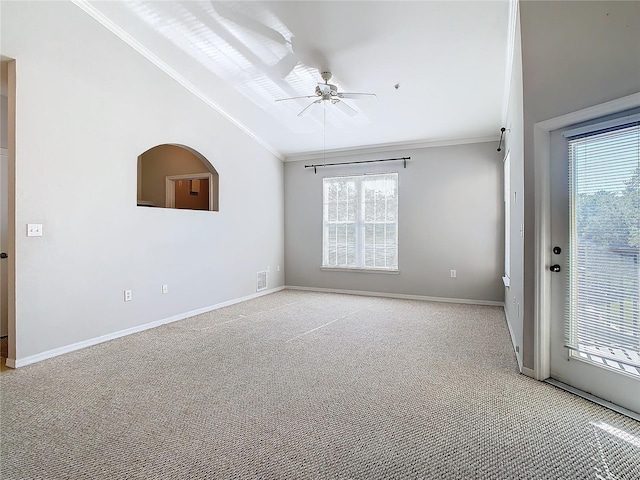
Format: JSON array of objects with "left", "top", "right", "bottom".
[{"left": 305, "top": 157, "right": 410, "bottom": 174}]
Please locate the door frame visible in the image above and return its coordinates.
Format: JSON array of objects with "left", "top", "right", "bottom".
[
  {"left": 533, "top": 92, "right": 640, "bottom": 381},
  {"left": 1, "top": 57, "right": 16, "bottom": 367},
  {"left": 0, "top": 147, "right": 8, "bottom": 338},
  {"left": 165, "top": 173, "right": 215, "bottom": 210}
]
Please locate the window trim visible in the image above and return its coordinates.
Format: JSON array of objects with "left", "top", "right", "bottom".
[{"left": 320, "top": 266, "right": 400, "bottom": 274}]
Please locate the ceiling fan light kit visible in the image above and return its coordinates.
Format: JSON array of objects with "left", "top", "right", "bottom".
[
  {"left": 276, "top": 69, "right": 386, "bottom": 168},
  {"left": 275, "top": 70, "right": 376, "bottom": 117}
]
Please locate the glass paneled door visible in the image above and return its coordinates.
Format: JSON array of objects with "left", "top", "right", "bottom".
[{"left": 549, "top": 115, "right": 640, "bottom": 415}]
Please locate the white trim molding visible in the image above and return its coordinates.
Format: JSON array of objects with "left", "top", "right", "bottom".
[
  {"left": 501, "top": 0, "right": 519, "bottom": 126},
  {"left": 532, "top": 92, "right": 640, "bottom": 382},
  {"left": 7, "top": 286, "right": 285, "bottom": 368},
  {"left": 533, "top": 122, "right": 552, "bottom": 381},
  {"left": 286, "top": 285, "right": 504, "bottom": 307},
  {"left": 284, "top": 135, "right": 499, "bottom": 163}
]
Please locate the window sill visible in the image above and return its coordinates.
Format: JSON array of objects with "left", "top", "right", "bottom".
[{"left": 321, "top": 267, "right": 400, "bottom": 275}]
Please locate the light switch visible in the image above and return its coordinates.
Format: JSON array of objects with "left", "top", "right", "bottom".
[{"left": 27, "top": 224, "right": 43, "bottom": 237}]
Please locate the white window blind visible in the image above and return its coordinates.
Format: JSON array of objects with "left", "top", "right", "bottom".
[
  {"left": 323, "top": 173, "right": 398, "bottom": 271},
  {"left": 567, "top": 121, "right": 640, "bottom": 372}
]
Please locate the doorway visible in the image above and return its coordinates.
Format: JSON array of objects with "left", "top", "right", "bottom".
[
  {"left": 1, "top": 57, "right": 15, "bottom": 369},
  {"left": 549, "top": 113, "right": 640, "bottom": 414},
  {"left": 534, "top": 95, "right": 640, "bottom": 416},
  {"left": 165, "top": 173, "right": 215, "bottom": 211}
]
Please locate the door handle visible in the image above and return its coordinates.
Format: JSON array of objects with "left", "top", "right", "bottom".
[
  {"left": 0, "top": 252, "right": 7, "bottom": 259},
  {"left": 550, "top": 264, "right": 561, "bottom": 272}
]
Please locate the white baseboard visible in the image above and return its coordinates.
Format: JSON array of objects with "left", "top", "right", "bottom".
[
  {"left": 285, "top": 285, "right": 504, "bottom": 307},
  {"left": 9, "top": 286, "right": 285, "bottom": 368}
]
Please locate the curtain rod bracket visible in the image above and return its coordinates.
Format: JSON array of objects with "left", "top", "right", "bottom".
[{"left": 497, "top": 127, "right": 511, "bottom": 152}]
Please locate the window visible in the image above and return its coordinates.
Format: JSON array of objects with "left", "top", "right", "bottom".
[
  {"left": 564, "top": 115, "right": 639, "bottom": 372},
  {"left": 322, "top": 173, "right": 398, "bottom": 271}
]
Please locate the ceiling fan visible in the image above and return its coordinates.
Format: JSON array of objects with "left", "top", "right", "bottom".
[{"left": 275, "top": 71, "right": 376, "bottom": 117}]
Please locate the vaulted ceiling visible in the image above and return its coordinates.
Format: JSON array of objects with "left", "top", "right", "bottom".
[{"left": 78, "top": 1, "right": 511, "bottom": 159}]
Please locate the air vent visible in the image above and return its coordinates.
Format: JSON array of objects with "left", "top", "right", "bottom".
[{"left": 256, "top": 271, "right": 267, "bottom": 292}]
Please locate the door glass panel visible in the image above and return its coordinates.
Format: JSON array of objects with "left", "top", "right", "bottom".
[{"left": 567, "top": 124, "right": 640, "bottom": 376}]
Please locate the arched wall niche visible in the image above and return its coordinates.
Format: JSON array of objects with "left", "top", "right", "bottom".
[{"left": 137, "top": 144, "right": 219, "bottom": 211}]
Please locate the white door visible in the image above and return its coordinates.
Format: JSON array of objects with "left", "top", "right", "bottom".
[{"left": 549, "top": 114, "right": 640, "bottom": 414}]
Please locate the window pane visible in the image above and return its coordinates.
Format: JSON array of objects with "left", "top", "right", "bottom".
[
  {"left": 346, "top": 223, "right": 357, "bottom": 266},
  {"left": 568, "top": 123, "right": 640, "bottom": 372},
  {"left": 364, "top": 222, "right": 374, "bottom": 243},
  {"left": 386, "top": 223, "right": 397, "bottom": 245}
]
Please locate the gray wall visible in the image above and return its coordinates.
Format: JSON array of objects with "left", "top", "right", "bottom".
[
  {"left": 520, "top": 0, "right": 640, "bottom": 369},
  {"left": 1, "top": 1, "right": 284, "bottom": 361},
  {"left": 284, "top": 142, "right": 504, "bottom": 302}
]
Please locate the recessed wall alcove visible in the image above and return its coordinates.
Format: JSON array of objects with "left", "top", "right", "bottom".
[{"left": 137, "top": 144, "right": 219, "bottom": 211}]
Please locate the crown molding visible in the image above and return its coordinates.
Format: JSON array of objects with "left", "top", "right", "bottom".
[
  {"left": 71, "top": 0, "right": 284, "bottom": 161},
  {"left": 283, "top": 135, "right": 500, "bottom": 163},
  {"left": 501, "top": 0, "right": 519, "bottom": 126}
]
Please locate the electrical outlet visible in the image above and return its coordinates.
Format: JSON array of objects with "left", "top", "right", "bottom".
[
  {"left": 124, "top": 290, "right": 132, "bottom": 302},
  {"left": 277, "top": 265, "right": 280, "bottom": 272},
  {"left": 267, "top": 266, "right": 271, "bottom": 273},
  {"left": 162, "top": 284, "right": 168, "bottom": 294},
  {"left": 27, "top": 224, "right": 43, "bottom": 237},
  {"left": 450, "top": 270, "right": 457, "bottom": 278}
]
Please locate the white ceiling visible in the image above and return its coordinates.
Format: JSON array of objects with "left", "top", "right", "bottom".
[{"left": 80, "top": 1, "right": 510, "bottom": 159}]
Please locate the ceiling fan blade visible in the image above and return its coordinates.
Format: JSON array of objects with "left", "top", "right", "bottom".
[
  {"left": 337, "top": 93, "right": 377, "bottom": 100},
  {"left": 275, "top": 95, "right": 318, "bottom": 103},
  {"left": 332, "top": 99, "right": 358, "bottom": 117},
  {"left": 298, "top": 100, "right": 322, "bottom": 117}
]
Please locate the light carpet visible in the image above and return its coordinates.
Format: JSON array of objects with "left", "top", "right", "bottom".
[{"left": 1, "top": 290, "right": 638, "bottom": 479}]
